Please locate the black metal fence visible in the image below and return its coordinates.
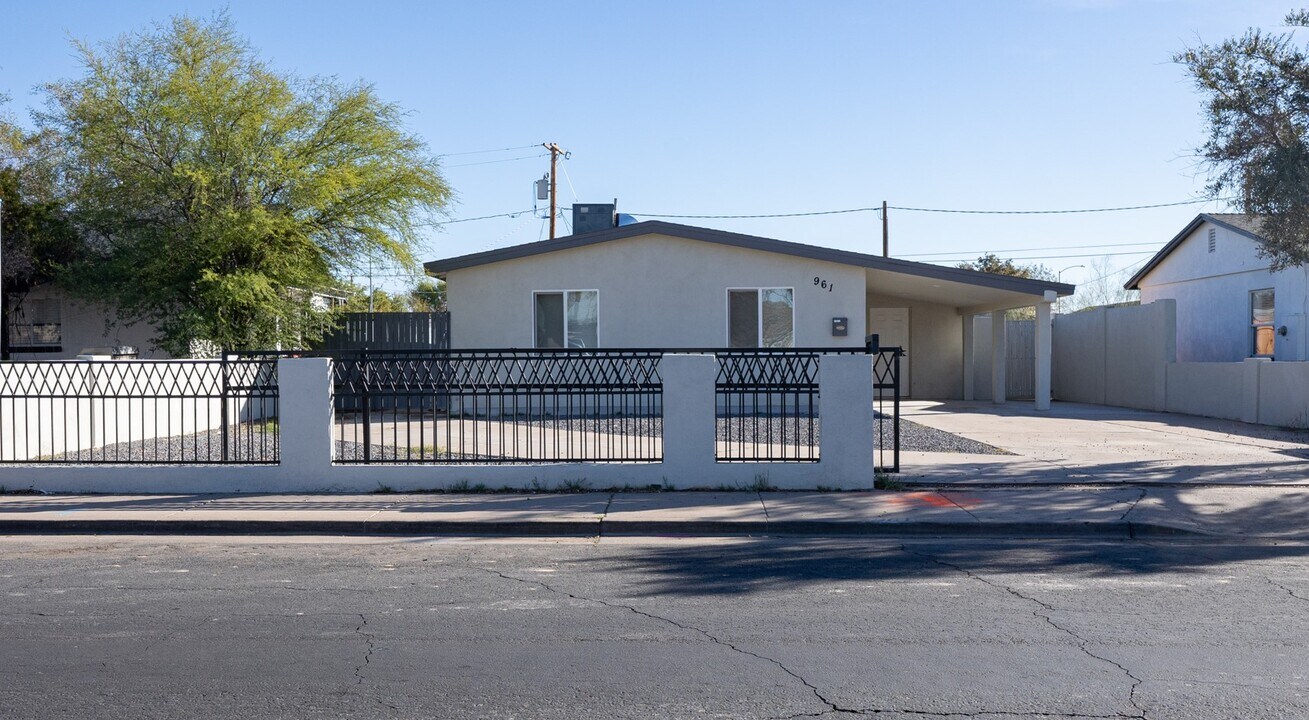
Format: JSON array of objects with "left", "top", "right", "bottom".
[
  {"left": 331, "top": 349, "right": 664, "bottom": 463},
  {"left": 0, "top": 358, "right": 279, "bottom": 464},
  {"left": 872, "top": 348, "right": 903, "bottom": 473},
  {"left": 715, "top": 350, "right": 824, "bottom": 462}
]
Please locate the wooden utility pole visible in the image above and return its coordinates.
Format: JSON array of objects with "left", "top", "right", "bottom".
[
  {"left": 881, "top": 200, "right": 889, "bottom": 257},
  {"left": 543, "top": 142, "right": 566, "bottom": 239}
]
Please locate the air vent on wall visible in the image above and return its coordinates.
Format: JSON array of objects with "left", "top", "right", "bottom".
[{"left": 1208, "top": 227, "right": 1217, "bottom": 253}]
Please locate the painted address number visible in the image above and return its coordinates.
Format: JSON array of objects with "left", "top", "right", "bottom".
[{"left": 813, "top": 276, "right": 834, "bottom": 292}]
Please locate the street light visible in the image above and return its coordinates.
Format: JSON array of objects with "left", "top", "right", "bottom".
[{"left": 1056, "top": 264, "right": 1084, "bottom": 314}]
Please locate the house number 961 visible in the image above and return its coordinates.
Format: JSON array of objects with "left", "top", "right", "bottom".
[{"left": 813, "top": 276, "right": 834, "bottom": 292}]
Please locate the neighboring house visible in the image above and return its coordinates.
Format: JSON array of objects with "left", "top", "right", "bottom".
[
  {"left": 6, "top": 284, "right": 164, "bottom": 360},
  {"left": 6, "top": 283, "right": 351, "bottom": 360},
  {"left": 1126, "top": 213, "right": 1309, "bottom": 362},
  {"left": 425, "top": 216, "right": 1074, "bottom": 402}
]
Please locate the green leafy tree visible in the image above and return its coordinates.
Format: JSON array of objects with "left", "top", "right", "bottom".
[
  {"left": 956, "top": 253, "right": 1054, "bottom": 280},
  {"left": 408, "top": 278, "right": 446, "bottom": 312},
  {"left": 37, "top": 14, "right": 451, "bottom": 354},
  {"left": 1176, "top": 9, "right": 1309, "bottom": 269}
]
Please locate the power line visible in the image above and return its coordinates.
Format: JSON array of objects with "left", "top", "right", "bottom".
[
  {"left": 629, "top": 197, "right": 1225, "bottom": 220},
  {"left": 631, "top": 207, "right": 880, "bottom": 220},
  {"left": 887, "top": 198, "right": 1223, "bottom": 215},
  {"left": 444, "top": 153, "right": 548, "bottom": 169},
  {"left": 925, "top": 250, "right": 1157, "bottom": 264},
  {"left": 901, "top": 241, "right": 1162, "bottom": 258},
  {"left": 433, "top": 209, "right": 536, "bottom": 225},
  {"left": 436, "top": 144, "right": 540, "bottom": 158}
]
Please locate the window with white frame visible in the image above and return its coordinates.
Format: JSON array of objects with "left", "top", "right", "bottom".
[
  {"left": 727, "top": 288, "right": 794, "bottom": 348},
  {"left": 1251, "top": 288, "right": 1275, "bottom": 356},
  {"left": 534, "top": 290, "right": 598, "bottom": 348}
]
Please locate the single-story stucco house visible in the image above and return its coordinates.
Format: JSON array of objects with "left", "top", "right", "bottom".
[
  {"left": 1126, "top": 213, "right": 1309, "bottom": 362},
  {"left": 425, "top": 214, "right": 1074, "bottom": 407}
]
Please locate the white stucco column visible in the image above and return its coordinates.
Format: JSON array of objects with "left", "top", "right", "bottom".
[
  {"left": 1035, "top": 298, "right": 1053, "bottom": 411},
  {"left": 819, "top": 354, "right": 875, "bottom": 487},
  {"left": 277, "top": 358, "right": 334, "bottom": 482},
  {"left": 660, "top": 354, "right": 717, "bottom": 477},
  {"left": 962, "top": 314, "right": 975, "bottom": 401},
  {"left": 990, "top": 311, "right": 1006, "bottom": 404}
]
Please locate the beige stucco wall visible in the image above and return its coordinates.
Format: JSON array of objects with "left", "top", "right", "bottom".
[
  {"left": 1052, "top": 300, "right": 1175, "bottom": 411},
  {"left": 866, "top": 292, "right": 963, "bottom": 400},
  {"left": 445, "top": 234, "right": 868, "bottom": 349}
]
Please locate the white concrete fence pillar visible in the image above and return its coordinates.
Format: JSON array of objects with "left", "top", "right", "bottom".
[
  {"left": 990, "top": 311, "right": 1007, "bottom": 404},
  {"left": 276, "top": 358, "right": 334, "bottom": 484},
  {"left": 659, "top": 354, "right": 718, "bottom": 479},
  {"left": 819, "top": 354, "right": 876, "bottom": 487}
]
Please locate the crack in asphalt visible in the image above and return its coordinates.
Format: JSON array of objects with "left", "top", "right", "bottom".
[
  {"left": 352, "top": 613, "right": 375, "bottom": 687},
  {"left": 904, "top": 547, "right": 1149, "bottom": 720},
  {"left": 349, "top": 612, "right": 398, "bottom": 711},
  {"left": 480, "top": 565, "right": 1145, "bottom": 720},
  {"left": 479, "top": 566, "right": 859, "bottom": 716},
  {"left": 1264, "top": 576, "right": 1309, "bottom": 604},
  {"left": 1118, "top": 489, "right": 1148, "bottom": 522}
]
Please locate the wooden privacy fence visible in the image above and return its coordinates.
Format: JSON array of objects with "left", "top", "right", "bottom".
[{"left": 320, "top": 312, "right": 450, "bottom": 351}]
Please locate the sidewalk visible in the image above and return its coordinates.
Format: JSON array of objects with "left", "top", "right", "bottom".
[{"left": 2, "top": 485, "right": 1307, "bottom": 539}]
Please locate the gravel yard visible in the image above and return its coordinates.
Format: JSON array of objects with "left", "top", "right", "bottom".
[
  {"left": 46, "top": 427, "right": 278, "bottom": 463},
  {"left": 37, "top": 411, "right": 1006, "bottom": 464}
]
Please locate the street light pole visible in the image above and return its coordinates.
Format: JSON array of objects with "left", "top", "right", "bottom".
[{"left": 1056, "top": 264, "right": 1084, "bottom": 314}]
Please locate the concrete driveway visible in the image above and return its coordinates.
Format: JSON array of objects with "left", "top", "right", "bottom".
[{"left": 900, "top": 401, "right": 1309, "bottom": 485}]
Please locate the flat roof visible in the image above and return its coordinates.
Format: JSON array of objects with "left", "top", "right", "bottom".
[{"left": 425, "top": 221, "right": 1074, "bottom": 298}]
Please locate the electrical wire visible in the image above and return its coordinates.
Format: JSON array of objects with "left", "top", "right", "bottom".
[
  {"left": 629, "top": 197, "right": 1227, "bottom": 220},
  {"left": 900, "top": 241, "right": 1163, "bottom": 258},
  {"left": 444, "top": 153, "right": 548, "bottom": 169},
  {"left": 432, "top": 209, "right": 535, "bottom": 225},
  {"left": 925, "top": 250, "right": 1156, "bottom": 264},
  {"left": 436, "top": 144, "right": 540, "bottom": 158}
]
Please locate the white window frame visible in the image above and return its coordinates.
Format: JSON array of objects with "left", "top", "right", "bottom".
[
  {"left": 725, "top": 287, "right": 795, "bottom": 348},
  {"left": 533, "top": 289, "right": 600, "bottom": 348},
  {"left": 1251, "top": 288, "right": 1275, "bottom": 358}
]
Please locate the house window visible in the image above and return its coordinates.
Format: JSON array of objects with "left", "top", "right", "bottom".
[
  {"left": 534, "top": 290, "right": 598, "bottom": 348},
  {"left": 1251, "top": 289, "right": 1275, "bottom": 356},
  {"left": 1208, "top": 227, "right": 1217, "bottom": 253},
  {"left": 727, "top": 288, "right": 794, "bottom": 348},
  {"left": 9, "top": 298, "right": 62, "bottom": 349}
]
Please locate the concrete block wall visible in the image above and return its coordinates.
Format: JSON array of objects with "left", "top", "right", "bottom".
[
  {"left": 1053, "top": 300, "right": 1175, "bottom": 410},
  {"left": 0, "top": 354, "right": 881, "bottom": 493},
  {"left": 1054, "top": 300, "right": 1309, "bottom": 428}
]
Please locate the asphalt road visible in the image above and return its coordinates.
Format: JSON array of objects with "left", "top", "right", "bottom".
[{"left": 2, "top": 534, "right": 1307, "bottom": 719}]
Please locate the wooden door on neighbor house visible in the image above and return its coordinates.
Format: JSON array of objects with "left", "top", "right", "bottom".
[{"left": 869, "top": 307, "right": 909, "bottom": 397}]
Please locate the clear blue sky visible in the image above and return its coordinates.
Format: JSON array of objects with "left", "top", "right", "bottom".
[{"left": 0, "top": 0, "right": 1293, "bottom": 293}]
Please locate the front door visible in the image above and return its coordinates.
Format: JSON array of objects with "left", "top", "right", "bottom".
[{"left": 869, "top": 307, "right": 909, "bottom": 397}]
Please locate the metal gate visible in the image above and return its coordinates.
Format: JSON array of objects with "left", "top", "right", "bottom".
[{"left": 872, "top": 348, "right": 902, "bottom": 473}]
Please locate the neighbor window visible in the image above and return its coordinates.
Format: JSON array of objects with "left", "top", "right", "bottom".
[
  {"left": 8, "top": 298, "right": 61, "bottom": 349},
  {"left": 1251, "top": 288, "right": 1275, "bottom": 356},
  {"left": 727, "top": 288, "right": 794, "bottom": 348},
  {"left": 534, "top": 290, "right": 598, "bottom": 348}
]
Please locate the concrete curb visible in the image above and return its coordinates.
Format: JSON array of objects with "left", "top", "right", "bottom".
[{"left": 0, "top": 518, "right": 1208, "bottom": 538}]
